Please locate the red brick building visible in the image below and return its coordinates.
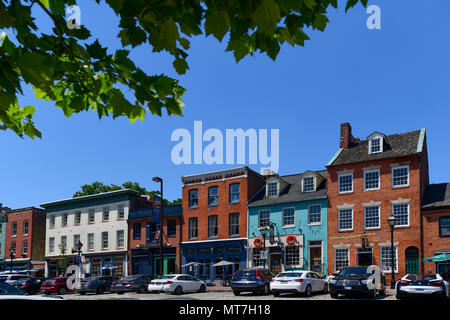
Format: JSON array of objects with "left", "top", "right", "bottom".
[
  {"left": 4, "top": 207, "right": 46, "bottom": 275},
  {"left": 422, "top": 183, "right": 450, "bottom": 279},
  {"left": 326, "top": 123, "right": 429, "bottom": 284},
  {"left": 180, "top": 166, "right": 265, "bottom": 282}
]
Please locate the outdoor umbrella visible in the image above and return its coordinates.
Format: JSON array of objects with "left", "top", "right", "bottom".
[
  {"left": 181, "top": 262, "right": 201, "bottom": 276},
  {"left": 211, "top": 260, "right": 235, "bottom": 286},
  {"left": 423, "top": 253, "right": 450, "bottom": 262}
]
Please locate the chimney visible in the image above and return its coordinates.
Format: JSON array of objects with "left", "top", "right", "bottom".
[{"left": 340, "top": 122, "right": 353, "bottom": 149}]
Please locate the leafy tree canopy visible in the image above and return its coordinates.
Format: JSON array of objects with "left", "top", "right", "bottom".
[
  {"left": 72, "top": 180, "right": 181, "bottom": 205},
  {"left": 0, "top": 0, "right": 367, "bottom": 139}
]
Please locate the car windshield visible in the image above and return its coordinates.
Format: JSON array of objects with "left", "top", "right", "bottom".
[
  {"left": 120, "top": 276, "right": 140, "bottom": 281},
  {"left": 157, "top": 275, "right": 176, "bottom": 280},
  {"left": 277, "top": 272, "right": 303, "bottom": 278},
  {"left": 43, "top": 279, "right": 56, "bottom": 284},
  {"left": 338, "top": 268, "right": 371, "bottom": 277},
  {"left": 15, "top": 278, "right": 31, "bottom": 284},
  {"left": 405, "top": 274, "right": 437, "bottom": 281}
]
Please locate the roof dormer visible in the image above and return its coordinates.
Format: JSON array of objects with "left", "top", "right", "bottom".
[
  {"left": 367, "top": 132, "right": 386, "bottom": 154},
  {"left": 301, "top": 171, "right": 324, "bottom": 193},
  {"left": 265, "top": 176, "right": 288, "bottom": 198}
]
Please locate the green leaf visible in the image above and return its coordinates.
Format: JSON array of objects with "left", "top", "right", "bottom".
[
  {"left": 205, "top": 10, "right": 230, "bottom": 41},
  {"left": 313, "top": 15, "right": 329, "bottom": 31},
  {"left": 173, "top": 58, "right": 189, "bottom": 75},
  {"left": 252, "top": 0, "right": 281, "bottom": 35},
  {"left": 86, "top": 39, "right": 108, "bottom": 59},
  {"left": 159, "top": 18, "right": 179, "bottom": 50},
  {"left": 303, "top": 0, "right": 317, "bottom": 9},
  {"left": 345, "top": 0, "right": 359, "bottom": 12}
]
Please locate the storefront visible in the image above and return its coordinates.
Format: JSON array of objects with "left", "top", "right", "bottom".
[
  {"left": 131, "top": 245, "right": 177, "bottom": 276},
  {"left": 84, "top": 252, "right": 127, "bottom": 278},
  {"left": 181, "top": 239, "right": 246, "bottom": 282}
]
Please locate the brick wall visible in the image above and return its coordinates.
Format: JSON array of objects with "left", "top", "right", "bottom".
[{"left": 423, "top": 209, "right": 450, "bottom": 274}]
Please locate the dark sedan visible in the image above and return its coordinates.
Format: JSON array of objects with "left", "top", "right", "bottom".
[
  {"left": 14, "top": 277, "right": 43, "bottom": 295},
  {"left": 111, "top": 275, "right": 155, "bottom": 294},
  {"left": 328, "top": 266, "right": 386, "bottom": 299},
  {"left": 231, "top": 268, "right": 275, "bottom": 296},
  {"left": 76, "top": 276, "right": 115, "bottom": 295}
]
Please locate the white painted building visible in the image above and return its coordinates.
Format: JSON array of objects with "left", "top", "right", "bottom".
[{"left": 40, "top": 190, "right": 152, "bottom": 278}]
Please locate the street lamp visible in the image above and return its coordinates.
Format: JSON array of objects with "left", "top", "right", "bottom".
[
  {"left": 259, "top": 226, "right": 269, "bottom": 268},
  {"left": 152, "top": 176, "right": 164, "bottom": 277},
  {"left": 387, "top": 215, "right": 397, "bottom": 289},
  {"left": 9, "top": 247, "right": 15, "bottom": 274},
  {"left": 72, "top": 240, "right": 83, "bottom": 281}
]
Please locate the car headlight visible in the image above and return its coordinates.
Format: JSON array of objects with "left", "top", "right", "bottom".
[{"left": 329, "top": 279, "right": 337, "bottom": 284}]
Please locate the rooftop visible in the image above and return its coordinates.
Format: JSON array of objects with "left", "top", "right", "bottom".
[{"left": 422, "top": 183, "right": 450, "bottom": 210}]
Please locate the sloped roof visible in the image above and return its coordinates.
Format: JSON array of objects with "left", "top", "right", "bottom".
[
  {"left": 329, "top": 129, "right": 423, "bottom": 166},
  {"left": 422, "top": 183, "right": 450, "bottom": 210},
  {"left": 247, "top": 170, "right": 327, "bottom": 207}
]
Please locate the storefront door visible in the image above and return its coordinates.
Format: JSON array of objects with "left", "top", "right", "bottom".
[
  {"left": 154, "top": 256, "right": 177, "bottom": 276},
  {"left": 269, "top": 254, "right": 282, "bottom": 274},
  {"left": 309, "top": 242, "right": 322, "bottom": 272}
]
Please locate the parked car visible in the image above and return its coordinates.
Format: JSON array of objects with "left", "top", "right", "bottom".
[
  {"left": 231, "top": 268, "right": 275, "bottom": 296},
  {"left": 76, "top": 276, "right": 115, "bottom": 295},
  {"left": 270, "top": 271, "right": 328, "bottom": 297},
  {"left": 148, "top": 274, "right": 206, "bottom": 295},
  {"left": 40, "top": 277, "right": 71, "bottom": 295},
  {"left": 395, "top": 273, "right": 450, "bottom": 300},
  {"left": 328, "top": 266, "right": 386, "bottom": 299},
  {"left": 13, "top": 277, "right": 43, "bottom": 295},
  {"left": 0, "top": 273, "right": 33, "bottom": 286},
  {"left": 111, "top": 275, "right": 155, "bottom": 294}
]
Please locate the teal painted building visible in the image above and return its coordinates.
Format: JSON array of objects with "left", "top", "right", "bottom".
[
  {"left": 247, "top": 170, "right": 328, "bottom": 275},
  {"left": 0, "top": 204, "right": 10, "bottom": 269}
]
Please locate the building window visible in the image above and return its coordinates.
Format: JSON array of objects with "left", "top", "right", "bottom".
[
  {"left": 335, "top": 248, "right": 349, "bottom": 272},
  {"left": 338, "top": 208, "right": 353, "bottom": 231},
  {"left": 117, "top": 230, "right": 124, "bottom": 248},
  {"left": 87, "top": 233, "right": 94, "bottom": 250},
  {"left": 267, "top": 182, "right": 278, "bottom": 197},
  {"left": 118, "top": 205, "right": 125, "bottom": 220},
  {"left": 308, "top": 205, "right": 322, "bottom": 225},
  {"left": 252, "top": 248, "right": 264, "bottom": 267},
  {"left": 370, "top": 137, "right": 382, "bottom": 153},
  {"left": 380, "top": 246, "right": 398, "bottom": 272},
  {"left": 49, "top": 237, "right": 55, "bottom": 253},
  {"left": 88, "top": 209, "right": 95, "bottom": 223},
  {"left": 205, "top": 258, "right": 210, "bottom": 277},
  {"left": 167, "top": 219, "right": 177, "bottom": 237},
  {"left": 11, "top": 222, "right": 17, "bottom": 236},
  {"left": 229, "top": 213, "right": 240, "bottom": 236},
  {"left": 189, "top": 218, "right": 198, "bottom": 240},
  {"left": 285, "top": 245, "right": 300, "bottom": 266},
  {"left": 50, "top": 215, "right": 56, "bottom": 228},
  {"left": 208, "top": 186, "right": 218, "bottom": 206},
  {"left": 133, "top": 223, "right": 141, "bottom": 240},
  {"left": 208, "top": 215, "right": 218, "bottom": 238},
  {"left": 75, "top": 211, "right": 81, "bottom": 225},
  {"left": 22, "top": 241, "right": 28, "bottom": 255},
  {"left": 392, "top": 203, "right": 409, "bottom": 227},
  {"left": 145, "top": 222, "right": 158, "bottom": 243},
  {"left": 102, "top": 207, "right": 110, "bottom": 221},
  {"left": 282, "top": 207, "right": 295, "bottom": 226},
  {"left": 303, "top": 177, "right": 315, "bottom": 192},
  {"left": 259, "top": 209, "right": 270, "bottom": 228},
  {"left": 73, "top": 234, "right": 80, "bottom": 247},
  {"left": 392, "top": 166, "right": 409, "bottom": 187},
  {"left": 60, "top": 236, "right": 67, "bottom": 252},
  {"left": 364, "top": 170, "right": 380, "bottom": 190},
  {"left": 62, "top": 213, "right": 68, "bottom": 227},
  {"left": 229, "top": 183, "right": 240, "bottom": 204},
  {"left": 364, "top": 206, "right": 380, "bottom": 229},
  {"left": 10, "top": 241, "right": 16, "bottom": 253},
  {"left": 23, "top": 221, "right": 29, "bottom": 235},
  {"left": 338, "top": 174, "right": 353, "bottom": 193},
  {"left": 439, "top": 217, "right": 450, "bottom": 237},
  {"left": 189, "top": 189, "right": 198, "bottom": 208},
  {"left": 101, "top": 232, "right": 108, "bottom": 249}
]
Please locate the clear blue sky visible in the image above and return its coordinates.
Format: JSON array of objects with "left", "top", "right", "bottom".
[{"left": 2, "top": 0, "right": 450, "bottom": 209}]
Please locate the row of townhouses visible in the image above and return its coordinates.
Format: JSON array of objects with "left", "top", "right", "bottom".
[{"left": 0, "top": 123, "right": 449, "bottom": 285}]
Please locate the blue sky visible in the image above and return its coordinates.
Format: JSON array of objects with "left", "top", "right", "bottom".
[{"left": 2, "top": 0, "right": 450, "bottom": 208}]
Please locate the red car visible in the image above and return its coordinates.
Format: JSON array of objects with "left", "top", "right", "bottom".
[{"left": 40, "top": 277, "right": 71, "bottom": 295}]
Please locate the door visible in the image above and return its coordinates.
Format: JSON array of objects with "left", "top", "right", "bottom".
[
  {"left": 309, "top": 242, "right": 322, "bottom": 272},
  {"left": 269, "top": 254, "right": 282, "bottom": 274},
  {"left": 154, "top": 256, "right": 178, "bottom": 276},
  {"left": 357, "top": 248, "right": 373, "bottom": 267},
  {"left": 405, "top": 247, "right": 419, "bottom": 274}
]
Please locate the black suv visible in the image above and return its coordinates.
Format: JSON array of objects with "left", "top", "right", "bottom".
[
  {"left": 328, "top": 266, "right": 386, "bottom": 298},
  {"left": 231, "top": 268, "right": 275, "bottom": 296}
]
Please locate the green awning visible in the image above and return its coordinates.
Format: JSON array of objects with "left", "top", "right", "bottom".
[{"left": 423, "top": 253, "right": 450, "bottom": 262}]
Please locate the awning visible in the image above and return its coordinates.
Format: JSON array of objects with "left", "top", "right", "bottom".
[
  {"left": 100, "top": 264, "right": 118, "bottom": 270},
  {"left": 182, "top": 262, "right": 201, "bottom": 268},
  {"left": 212, "top": 260, "right": 234, "bottom": 267},
  {"left": 423, "top": 253, "right": 450, "bottom": 262}
]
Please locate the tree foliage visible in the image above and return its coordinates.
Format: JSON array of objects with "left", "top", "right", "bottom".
[
  {"left": 0, "top": 0, "right": 367, "bottom": 138},
  {"left": 72, "top": 180, "right": 181, "bottom": 205}
]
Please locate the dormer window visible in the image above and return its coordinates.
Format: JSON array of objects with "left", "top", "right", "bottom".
[
  {"left": 267, "top": 182, "right": 278, "bottom": 197},
  {"left": 303, "top": 177, "right": 315, "bottom": 192},
  {"left": 368, "top": 132, "right": 386, "bottom": 154}
]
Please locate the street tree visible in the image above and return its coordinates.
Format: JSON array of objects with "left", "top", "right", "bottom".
[{"left": 0, "top": 0, "right": 367, "bottom": 139}]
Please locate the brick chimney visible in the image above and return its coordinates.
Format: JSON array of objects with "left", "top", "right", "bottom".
[{"left": 340, "top": 122, "right": 353, "bottom": 149}]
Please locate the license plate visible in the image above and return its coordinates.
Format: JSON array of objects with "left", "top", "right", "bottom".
[
  {"left": 344, "top": 287, "right": 352, "bottom": 290},
  {"left": 415, "top": 288, "right": 424, "bottom": 292}
]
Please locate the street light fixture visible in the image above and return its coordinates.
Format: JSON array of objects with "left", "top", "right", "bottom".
[
  {"left": 259, "top": 226, "right": 270, "bottom": 268},
  {"left": 152, "top": 176, "right": 164, "bottom": 277},
  {"left": 72, "top": 240, "right": 83, "bottom": 280},
  {"left": 9, "top": 247, "right": 15, "bottom": 274},
  {"left": 387, "top": 215, "right": 397, "bottom": 289}
]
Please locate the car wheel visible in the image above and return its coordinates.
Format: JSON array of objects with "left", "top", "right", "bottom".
[
  {"left": 198, "top": 284, "right": 206, "bottom": 293},
  {"left": 263, "top": 284, "right": 270, "bottom": 295},
  {"left": 395, "top": 294, "right": 404, "bottom": 300},
  {"left": 371, "top": 289, "right": 377, "bottom": 299},
  {"left": 58, "top": 288, "right": 66, "bottom": 295},
  {"left": 330, "top": 292, "right": 338, "bottom": 299},
  {"left": 96, "top": 286, "right": 105, "bottom": 295},
  {"left": 80, "top": 291, "right": 86, "bottom": 295},
  {"left": 304, "top": 285, "right": 312, "bottom": 297},
  {"left": 323, "top": 283, "right": 329, "bottom": 294},
  {"left": 233, "top": 290, "right": 240, "bottom": 296},
  {"left": 174, "top": 286, "right": 183, "bottom": 295},
  {"left": 272, "top": 291, "right": 280, "bottom": 297},
  {"left": 137, "top": 286, "right": 147, "bottom": 294}
]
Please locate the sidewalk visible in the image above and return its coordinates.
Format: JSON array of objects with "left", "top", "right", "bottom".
[{"left": 206, "top": 285, "right": 232, "bottom": 292}]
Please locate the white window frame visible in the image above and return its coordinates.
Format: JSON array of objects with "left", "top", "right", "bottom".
[
  {"left": 62, "top": 212, "right": 68, "bottom": 227},
  {"left": 267, "top": 182, "right": 279, "bottom": 197},
  {"left": 369, "top": 137, "right": 383, "bottom": 154},
  {"left": 117, "top": 230, "right": 124, "bottom": 248},
  {"left": 87, "top": 233, "right": 94, "bottom": 250},
  {"left": 88, "top": 209, "right": 95, "bottom": 223},
  {"left": 49, "top": 237, "right": 55, "bottom": 253},
  {"left": 308, "top": 204, "right": 322, "bottom": 226},
  {"left": 302, "top": 176, "right": 316, "bottom": 192},
  {"left": 334, "top": 248, "right": 350, "bottom": 272},
  {"left": 101, "top": 231, "right": 109, "bottom": 249},
  {"left": 102, "top": 207, "right": 110, "bottom": 222},
  {"left": 392, "top": 165, "right": 410, "bottom": 188},
  {"left": 338, "top": 173, "right": 353, "bottom": 194},
  {"left": 338, "top": 208, "right": 353, "bottom": 232},
  {"left": 392, "top": 202, "right": 410, "bottom": 227},
  {"left": 258, "top": 209, "right": 271, "bottom": 228},
  {"left": 75, "top": 211, "right": 81, "bottom": 225},
  {"left": 282, "top": 207, "right": 295, "bottom": 227},
  {"left": 364, "top": 205, "right": 380, "bottom": 230},
  {"left": 380, "top": 245, "right": 398, "bottom": 273},
  {"left": 364, "top": 169, "right": 380, "bottom": 191},
  {"left": 117, "top": 204, "right": 125, "bottom": 220}
]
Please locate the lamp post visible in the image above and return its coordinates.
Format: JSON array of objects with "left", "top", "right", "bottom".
[
  {"left": 153, "top": 176, "right": 164, "bottom": 277},
  {"left": 387, "top": 216, "right": 397, "bottom": 289},
  {"left": 72, "top": 240, "right": 83, "bottom": 281},
  {"left": 9, "top": 247, "right": 15, "bottom": 274},
  {"left": 259, "top": 226, "right": 269, "bottom": 268}
]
